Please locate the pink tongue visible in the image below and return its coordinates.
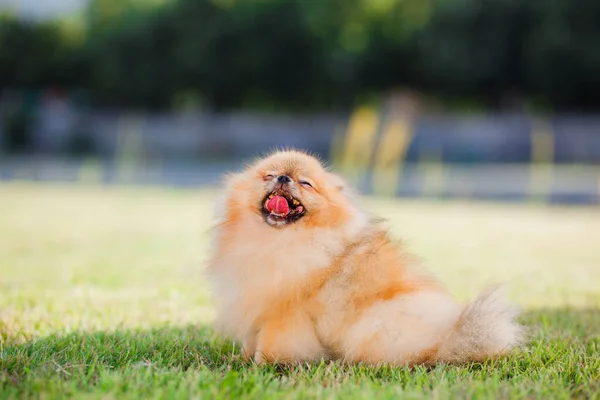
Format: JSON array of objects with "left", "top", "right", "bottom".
[{"left": 266, "top": 195, "right": 290, "bottom": 215}]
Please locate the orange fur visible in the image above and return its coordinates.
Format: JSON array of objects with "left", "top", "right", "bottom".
[{"left": 207, "top": 150, "right": 525, "bottom": 366}]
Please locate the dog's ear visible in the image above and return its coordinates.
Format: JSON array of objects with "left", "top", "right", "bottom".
[
  {"left": 328, "top": 172, "right": 347, "bottom": 192},
  {"left": 328, "top": 173, "right": 361, "bottom": 200}
]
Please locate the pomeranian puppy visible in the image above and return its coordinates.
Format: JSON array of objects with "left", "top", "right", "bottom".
[{"left": 207, "top": 149, "right": 524, "bottom": 366}]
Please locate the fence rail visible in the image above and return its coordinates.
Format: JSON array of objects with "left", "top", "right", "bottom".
[{"left": 1, "top": 106, "right": 599, "bottom": 203}]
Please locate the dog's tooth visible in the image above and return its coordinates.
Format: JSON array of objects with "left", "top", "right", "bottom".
[{"left": 292, "top": 199, "right": 299, "bottom": 205}]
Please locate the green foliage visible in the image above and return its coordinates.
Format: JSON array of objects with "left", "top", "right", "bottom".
[
  {"left": 0, "top": 16, "right": 87, "bottom": 88},
  {"left": 1, "top": 106, "right": 32, "bottom": 153},
  {"left": 416, "top": 0, "right": 531, "bottom": 105},
  {"left": 524, "top": 0, "right": 600, "bottom": 110},
  {"left": 0, "top": 89, "right": 36, "bottom": 153},
  {"left": 1, "top": 0, "right": 600, "bottom": 111}
]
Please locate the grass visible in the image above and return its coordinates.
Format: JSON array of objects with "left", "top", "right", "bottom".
[{"left": 0, "top": 182, "right": 599, "bottom": 399}]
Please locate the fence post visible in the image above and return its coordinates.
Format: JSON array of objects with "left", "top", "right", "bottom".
[
  {"left": 115, "top": 113, "right": 144, "bottom": 184},
  {"left": 371, "top": 118, "right": 413, "bottom": 197},
  {"left": 335, "top": 107, "right": 379, "bottom": 188},
  {"left": 529, "top": 118, "right": 554, "bottom": 202},
  {"left": 78, "top": 157, "right": 101, "bottom": 184},
  {"left": 419, "top": 142, "right": 445, "bottom": 199}
]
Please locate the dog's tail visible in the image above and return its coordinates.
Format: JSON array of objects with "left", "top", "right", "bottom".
[{"left": 435, "top": 286, "right": 526, "bottom": 363}]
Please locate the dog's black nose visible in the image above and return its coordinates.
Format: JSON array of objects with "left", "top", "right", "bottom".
[{"left": 277, "top": 175, "right": 291, "bottom": 183}]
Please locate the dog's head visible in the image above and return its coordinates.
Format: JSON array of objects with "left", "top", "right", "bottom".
[{"left": 219, "top": 150, "right": 361, "bottom": 229}]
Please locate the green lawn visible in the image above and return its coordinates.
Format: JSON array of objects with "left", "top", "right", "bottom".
[{"left": 1, "top": 183, "right": 599, "bottom": 399}]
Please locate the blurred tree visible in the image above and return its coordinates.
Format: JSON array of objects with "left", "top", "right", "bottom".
[
  {"left": 415, "top": 0, "right": 532, "bottom": 108},
  {"left": 0, "top": 16, "right": 83, "bottom": 88},
  {"left": 1, "top": 0, "right": 600, "bottom": 112},
  {"left": 1, "top": 104, "right": 31, "bottom": 153},
  {"left": 84, "top": 6, "right": 179, "bottom": 109},
  {"left": 170, "top": 0, "right": 323, "bottom": 111},
  {"left": 525, "top": 0, "right": 600, "bottom": 111}
]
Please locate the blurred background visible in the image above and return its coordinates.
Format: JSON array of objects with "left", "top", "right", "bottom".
[{"left": 1, "top": 0, "right": 599, "bottom": 203}]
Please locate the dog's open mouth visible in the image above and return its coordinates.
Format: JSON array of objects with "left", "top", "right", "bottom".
[{"left": 262, "top": 191, "right": 305, "bottom": 225}]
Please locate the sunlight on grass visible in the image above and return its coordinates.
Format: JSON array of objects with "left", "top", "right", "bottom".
[
  {"left": 0, "top": 183, "right": 598, "bottom": 398},
  {"left": 362, "top": 196, "right": 600, "bottom": 308}
]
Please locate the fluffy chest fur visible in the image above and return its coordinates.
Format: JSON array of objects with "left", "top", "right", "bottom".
[{"left": 208, "top": 214, "right": 353, "bottom": 340}]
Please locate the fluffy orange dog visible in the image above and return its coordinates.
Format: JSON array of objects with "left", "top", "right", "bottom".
[{"left": 207, "top": 150, "right": 524, "bottom": 366}]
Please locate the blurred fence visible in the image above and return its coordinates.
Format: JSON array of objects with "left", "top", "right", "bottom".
[
  {"left": 30, "top": 111, "right": 340, "bottom": 160},
  {"left": 333, "top": 107, "right": 600, "bottom": 204},
  {"left": 1, "top": 105, "right": 599, "bottom": 204}
]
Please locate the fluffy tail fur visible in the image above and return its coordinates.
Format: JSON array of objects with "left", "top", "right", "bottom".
[{"left": 436, "top": 286, "right": 526, "bottom": 363}]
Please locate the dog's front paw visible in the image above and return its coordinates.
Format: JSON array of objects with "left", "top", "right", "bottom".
[{"left": 254, "top": 349, "right": 278, "bottom": 365}]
